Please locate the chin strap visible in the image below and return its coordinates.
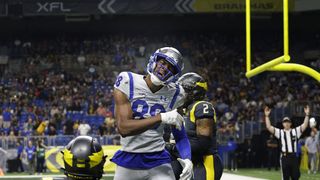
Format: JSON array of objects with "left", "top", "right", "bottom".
[{"left": 150, "top": 73, "right": 164, "bottom": 86}]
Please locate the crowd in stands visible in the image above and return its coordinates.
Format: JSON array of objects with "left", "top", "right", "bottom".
[
  {"left": 0, "top": 35, "right": 143, "bottom": 148},
  {"left": 0, "top": 33, "right": 319, "bottom": 157},
  {"left": 0, "top": 68, "right": 118, "bottom": 135},
  {"left": 0, "top": 32, "right": 318, "bottom": 175},
  {"left": 1, "top": 33, "right": 320, "bottom": 142}
]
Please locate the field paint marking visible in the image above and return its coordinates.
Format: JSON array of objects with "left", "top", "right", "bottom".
[
  {"left": 0, "top": 174, "right": 115, "bottom": 179},
  {"left": 222, "top": 173, "right": 268, "bottom": 180}
]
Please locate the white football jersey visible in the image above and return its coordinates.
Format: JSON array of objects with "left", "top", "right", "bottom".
[{"left": 114, "top": 71, "right": 185, "bottom": 152}]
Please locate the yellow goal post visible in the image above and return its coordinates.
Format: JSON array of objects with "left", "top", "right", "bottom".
[{"left": 245, "top": 0, "right": 320, "bottom": 82}]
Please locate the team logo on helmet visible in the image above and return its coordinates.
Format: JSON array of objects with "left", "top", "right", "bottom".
[
  {"left": 178, "top": 72, "right": 208, "bottom": 105},
  {"left": 61, "top": 136, "right": 107, "bottom": 180}
]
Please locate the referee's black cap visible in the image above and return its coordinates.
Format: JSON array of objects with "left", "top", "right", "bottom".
[{"left": 282, "top": 117, "right": 291, "bottom": 123}]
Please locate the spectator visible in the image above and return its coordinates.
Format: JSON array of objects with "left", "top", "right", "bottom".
[
  {"left": 7, "top": 130, "right": 17, "bottom": 148},
  {"left": 0, "top": 109, "right": 3, "bottom": 129},
  {"left": 50, "top": 105, "right": 60, "bottom": 118},
  {"left": 53, "top": 113, "right": 63, "bottom": 131},
  {"left": 106, "top": 116, "right": 116, "bottom": 135},
  {"left": 243, "top": 138, "right": 254, "bottom": 168},
  {"left": 63, "top": 119, "right": 74, "bottom": 135},
  {"left": 98, "top": 117, "right": 115, "bottom": 137},
  {"left": 266, "top": 134, "right": 279, "bottom": 171},
  {"left": 47, "top": 120, "right": 57, "bottom": 136},
  {"left": 73, "top": 120, "right": 80, "bottom": 134},
  {"left": 36, "top": 139, "right": 47, "bottom": 174},
  {"left": 24, "top": 117, "right": 34, "bottom": 134},
  {"left": 77, "top": 120, "right": 91, "bottom": 136},
  {"left": 16, "top": 141, "right": 24, "bottom": 173},
  {"left": 0, "top": 148, "right": 8, "bottom": 173},
  {"left": 98, "top": 122, "right": 108, "bottom": 136},
  {"left": 33, "top": 119, "right": 42, "bottom": 135},
  {"left": 2, "top": 108, "right": 11, "bottom": 129},
  {"left": 227, "top": 137, "right": 237, "bottom": 171},
  {"left": 25, "top": 140, "right": 36, "bottom": 175},
  {"left": 139, "top": 45, "right": 146, "bottom": 56},
  {"left": 96, "top": 102, "right": 108, "bottom": 117},
  {"left": 305, "top": 129, "right": 319, "bottom": 174}
]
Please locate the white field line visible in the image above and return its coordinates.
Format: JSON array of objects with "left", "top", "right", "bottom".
[
  {"left": 0, "top": 174, "right": 114, "bottom": 179},
  {"left": 221, "top": 173, "right": 268, "bottom": 180}
]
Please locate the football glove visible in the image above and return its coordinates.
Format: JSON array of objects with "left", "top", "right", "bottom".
[
  {"left": 177, "top": 158, "right": 193, "bottom": 180},
  {"left": 160, "top": 109, "right": 183, "bottom": 130}
]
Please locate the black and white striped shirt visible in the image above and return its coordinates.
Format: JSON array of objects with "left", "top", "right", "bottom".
[{"left": 274, "top": 126, "right": 302, "bottom": 153}]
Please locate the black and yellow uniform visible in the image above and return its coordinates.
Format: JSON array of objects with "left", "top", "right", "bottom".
[
  {"left": 184, "top": 101, "right": 223, "bottom": 180},
  {"left": 168, "top": 72, "right": 223, "bottom": 180}
]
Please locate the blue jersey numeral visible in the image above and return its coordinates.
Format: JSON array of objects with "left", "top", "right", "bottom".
[
  {"left": 132, "top": 100, "right": 166, "bottom": 119},
  {"left": 115, "top": 76, "right": 123, "bottom": 87},
  {"left": 132, "top": 100, "right": 149, "bottom": 119},
  {"left": 150, "top": 104, "right": 166, "bottom": 116}
]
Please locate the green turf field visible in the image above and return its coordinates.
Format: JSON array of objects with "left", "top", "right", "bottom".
[
  {"left": 232, "top": 169, "right": 320, "bottom": 180},
  {"left": 1, "top": 169, "right": 320, "bottom": 180}
]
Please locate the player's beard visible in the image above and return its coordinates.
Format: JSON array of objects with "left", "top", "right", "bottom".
[{"left": 150, "top": 73, "right": 164, "bottom": 86}]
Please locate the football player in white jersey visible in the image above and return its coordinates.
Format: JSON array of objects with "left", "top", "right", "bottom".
[{"left": 112, "top": 47, "right": 193, "bottom": 180}]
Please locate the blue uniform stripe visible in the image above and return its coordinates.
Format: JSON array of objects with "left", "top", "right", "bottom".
[
  {"left": 111, "top": 150, "right": 171, "bottom": 169},
  {"left": 169, "top": 85, "right": 180, "bottom": 109},
  {"left": 127, "top": 72, "right": 134, "bottom": 100}
]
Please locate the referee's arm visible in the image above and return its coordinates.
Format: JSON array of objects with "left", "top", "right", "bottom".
[
  {"left": 300, "top": 105, "right": 311, "bottom": 132},
  {"left": 264, "top": 106, "right": 275, "bottom": 134}
]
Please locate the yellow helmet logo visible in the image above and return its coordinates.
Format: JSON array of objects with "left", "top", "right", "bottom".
[
  {"left": 63, "top": 148, "right": 104, "bottom": 168},
  {"left": 196, "top": 81, "right": 208, "bottom": 91}
]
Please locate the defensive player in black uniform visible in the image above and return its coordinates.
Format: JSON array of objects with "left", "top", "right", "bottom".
[
  {"left": 61, "top": 136, "right": 107, "bottom": 180},
  {"left": 168, "top": 72, "right": 223, "bottom": 180}
]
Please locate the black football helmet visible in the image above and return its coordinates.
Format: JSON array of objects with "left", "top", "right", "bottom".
[
  {"left": 177, "top": 72, "right": 208, "bottom": 107},
  {"left": 61, "top": 136, "right": 107, "bottom": 180}
]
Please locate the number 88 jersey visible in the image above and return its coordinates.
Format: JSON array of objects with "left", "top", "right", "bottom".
[{"left": 114, "top": 71, "right": 185, "bottom": 153}]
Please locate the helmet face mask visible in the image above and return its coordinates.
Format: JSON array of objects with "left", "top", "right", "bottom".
[
  {"left": 147, "top": 47, "right": 184, "bottom": 85},
  {"left": 153, "top": 59, "right": 177, "bottom": 81}
]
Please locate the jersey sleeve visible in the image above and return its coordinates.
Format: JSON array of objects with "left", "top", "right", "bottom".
[
  {"left": 172, "top": 85, "right": 186, "bottom": 109},
  {"left": 194, "top": 102, "right": 215, "bottom": 120},
  {"left": 274, "top": 128, "right": 280, "bottom": 139},
  {"left": 295, "top": 125, "right": 302, "bottom": 138},
  {"left": 114, "top": 72, "right": 130, "bottom": 99}
]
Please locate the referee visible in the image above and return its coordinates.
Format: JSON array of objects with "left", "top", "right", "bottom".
[{"left": 264, "top": 105, "right": 310, "bottom": 180}]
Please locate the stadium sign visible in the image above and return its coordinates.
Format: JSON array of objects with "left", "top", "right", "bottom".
[
  {"left": 1, "top": 0, "right": 318, "bottom": 16},
  {"left": 23, "top": 0, "right": 101, "bottom": 15},
  {"left": 192, "top": 0, "right": 294, "bottom": 12},
  {"left": 36, "top": 2, "right": 71, "bottom": 13}
]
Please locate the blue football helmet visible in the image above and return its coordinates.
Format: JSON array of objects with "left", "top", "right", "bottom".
[{"left": 147, "top": 47, "right": 184, "bottom": 85}]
